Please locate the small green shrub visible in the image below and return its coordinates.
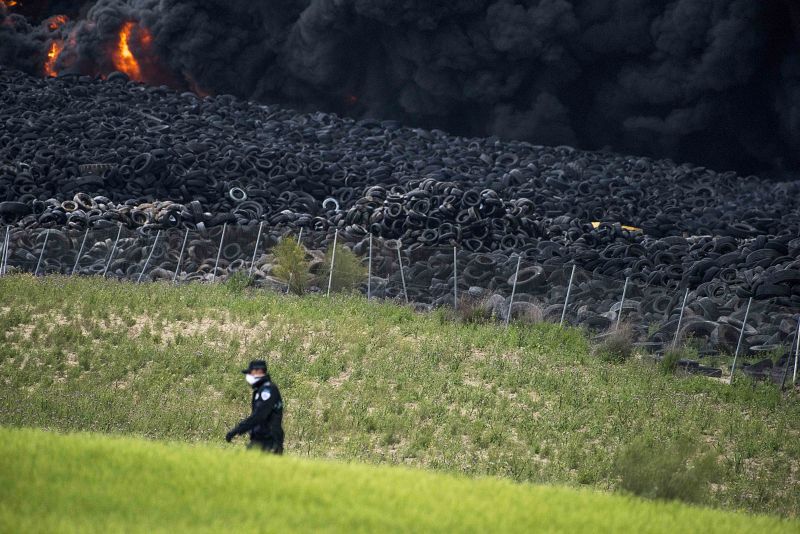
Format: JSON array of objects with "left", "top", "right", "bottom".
[
  {"left": 321, "top": 244, "right": 366, "bottom": 293},
  {"left": 272, "top": 237, "right": 311, "bottom": 295},
  {"left": 433, "top": 306, "right": 458, "bottom": 325},
  {"left": 595, "top": 322, "right": 634, "bottom": 363},
  {"left": 223, "top": 271, "right": 254, "bottom": 294},
  {"left": 660, "top": 345, "right": 697, "bottom": 375},
  {"left": 661, "top": 349, "right": 681, "bottom": 374},
  {"left": 614, "top": 436, "right": 719, "bottom": 504}
]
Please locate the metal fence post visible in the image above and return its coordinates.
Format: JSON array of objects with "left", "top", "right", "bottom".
[
  {"left": 34, "top": 229, "right": 50, "bottom": 276},
  {"left": 327, "top": 229, "right": 339, "bottom": 297},
  {"left": 397, "top": 242, "right": 408, "bottom": 304},
  {"left": 793, "top": 317, "right": 800, "bottom": 386},
  {"left": 780, "top": 316, "right": 796, "bottom": 389},
  {"left": 136, "top": 230, "right": 161, "bottom": 284},
  {"left": 0, "top": 226, "right": 9, "bottom": 276},
  {"left": 173, "top": 228, "right": 190, "bottom": 283},
  {"left": 2, "top": 229, "right": 8, "bottom": 275},
  {"left": 367, "top": 234, "right": 373, "bottom": 300},
  {"left": 0, "top": 228, "right": 11, "bottom": 276},
  {"left": 615, "top": 276, "right": 630, "bottom": 331},
  {"left": 249, "top": 221, "right": 264, "bottom": 277},
  {"left": 505, "top": 254, "right": 522, "bottom": 327},
  {"left": 211, "top": 223, "right": 227, "bottom": 283},
  {"left": 0, "top": 227, "right": 6, "bottom": 275},
  {"left": 672, "top": 288, "right": 690, "bottom": 349},
  {"left": 297, "top": 227, "right": 303, "bottom": 245},
  {"left": 729, "top": 297, "right": 753, "bottom": 385},
  {"left": 71, "top": 228, "right": 90, "bottom": 276},
  {"left": 103, "top": 223, "right": 123, "bottom": 278},
  {"left": 560, "top": 264, "right": 576, "bottom": 327},
  {"left": 453, "top": 247, "right": 458, "bottom": 309}
]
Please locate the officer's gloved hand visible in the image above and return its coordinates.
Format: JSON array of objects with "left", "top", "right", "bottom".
[{"left": 225, "top": 431, "right": 236, "bottom": 443}]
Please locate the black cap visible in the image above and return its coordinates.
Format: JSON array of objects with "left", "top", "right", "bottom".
[{"left": 241, "top": 359, "right": 268, "bottom": 374}]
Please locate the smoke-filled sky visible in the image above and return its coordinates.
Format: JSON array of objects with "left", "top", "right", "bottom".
[{"left": 1, "top": 0, "right": 799, "bottom": 177}]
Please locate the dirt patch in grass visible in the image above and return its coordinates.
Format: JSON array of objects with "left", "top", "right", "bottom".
[
  {"left": 328, "top": 368, "right": 352, "bottom": 388},
  {"left": 8, "top": 309, "right": 282, "bottom": 358},
  {"left": 6, "top": 313, "right": 69, "bottom": 341},
  {"left": 172, "top": 313, "right": 262, "bottom": 343}
]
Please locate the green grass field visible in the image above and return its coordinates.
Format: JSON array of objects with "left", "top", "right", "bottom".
[
  {"left": 1, "top": 427, "right": 797, "bottom": 533},
  {"left": 1, "top": 274, "right": 799, "bottom": 518}
]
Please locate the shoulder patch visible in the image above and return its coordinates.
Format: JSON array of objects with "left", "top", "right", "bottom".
[{"left": 260, "top": 390, "right": 271, "bottom": 401}]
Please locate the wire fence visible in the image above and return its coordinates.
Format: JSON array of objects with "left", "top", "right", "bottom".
[{"left": 1, "top": 223, "right": 798, "bottom": 387}]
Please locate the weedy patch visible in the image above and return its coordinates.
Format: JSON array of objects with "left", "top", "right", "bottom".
[
  {"left": 594, "top": 322, "right": 635, "bottom": 363},
  {"left": 0, "top": 275, "right": 798, "bottom": 518},
  {"left": 660, "top": 345, "right": 699, "bottom": 375},
  {"left": 321, "top": 244, "right": 366, "bottom": 293},
  {"left": 272, "top": 236, "right": 312, "bottom": 295},
  {"left": 223, "top": 271, "right": 256, "bottom": 294},
  {"left": 455, "top": 295, "right": 494, "bottom": 324}
]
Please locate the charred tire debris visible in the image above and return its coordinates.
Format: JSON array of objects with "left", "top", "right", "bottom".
[{"left": 1, "top": 67, "right": 800, "bottom": 370}]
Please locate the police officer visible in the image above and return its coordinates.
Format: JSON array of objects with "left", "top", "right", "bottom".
[{"left": 225, "top": 359, "right": 284, "bottom": 454}]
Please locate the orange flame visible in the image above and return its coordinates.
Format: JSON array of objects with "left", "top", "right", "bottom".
[
  {"left": 107, "top": 21, "right": 180, "bottom": 88},
  {"left": 44, "top": 40, "right": 63, "bottom": 77},
  {"left": 47, "top": 15, "right": 68, "bottom": 32},
  {"left": 1, "top": 1, "right": 19, "bottom": 8},
  {"left": 112, "top": 21, "right": 146, "bottom": 81}
]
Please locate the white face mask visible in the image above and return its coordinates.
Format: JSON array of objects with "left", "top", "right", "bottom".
[{"left": 245, "top": 374, "right": 261, "bottom": 385}]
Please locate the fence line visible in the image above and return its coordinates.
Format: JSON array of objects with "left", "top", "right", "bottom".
[
  {"left": 174, "top": 229, "right": 190, "bottom": 283},
  {"left": 211, "top": 223, "right": 227, "bottom": 284},
  {"left": 103, "top": 224, "right": 122, "bottom": 278},
  {"left": 615, "top": 276, "right": 629, "bottom": 331},
  {"left": 672, "top": 288, "right": 690, "bottom": 349},
  {"left": 729, "top": 297, "right": 753, "bottom": 385},
  {"left": 137, "top": 230, "right": 161, "bottom": 284},
  {"left": 71, "top": 228, "right": 90, "bottom": 276},
  {"left": 1, "top": 225, "right": 798, "bottom": 386},
  {"left": 249, "top": 222, "right": 264, "bottom": 278},
  {"left": 505, "top": 254, "right": 521, "bottom": 328},
  {"left": 327, "top": 229, "right": 338, "bottom": 297},
  {"left": 793, "top": 318, "right": 800, "bottom": 386},
  {"left": 34, "top": 229, "right": 50, "bottom": 276},
  {"left": 397, "top": 242, "right": 408, "bottom": 304},
  {"left": 0, "top": 226, "right": 9, "bottom": 276},
  {"left": 560, "top": 264, "right": 576, "bottom": 327}
]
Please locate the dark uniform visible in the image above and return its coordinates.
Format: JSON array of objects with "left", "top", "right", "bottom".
[{"left": 226, "top": 361, "right": 284, "bottom": 454}]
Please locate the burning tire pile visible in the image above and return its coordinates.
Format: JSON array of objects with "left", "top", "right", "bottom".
[{"left": 1, "top": 67, "right": 799, "bottom": 370}]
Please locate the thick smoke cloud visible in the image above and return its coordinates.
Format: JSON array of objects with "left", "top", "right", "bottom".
[{"left": 1, "top": 0, "right": 799, "bottom": 177}]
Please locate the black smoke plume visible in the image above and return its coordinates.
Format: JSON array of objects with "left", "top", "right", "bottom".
[{"left": 1, "top": 0, "right": 799, "bottom": 177}]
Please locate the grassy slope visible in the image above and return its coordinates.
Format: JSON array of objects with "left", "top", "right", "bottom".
[
  {"left": 1, "top": 427, "right": 797, "bottom": 534},
  {"left": 0, "top": 275, "right": 798, "bottom": 517}
]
